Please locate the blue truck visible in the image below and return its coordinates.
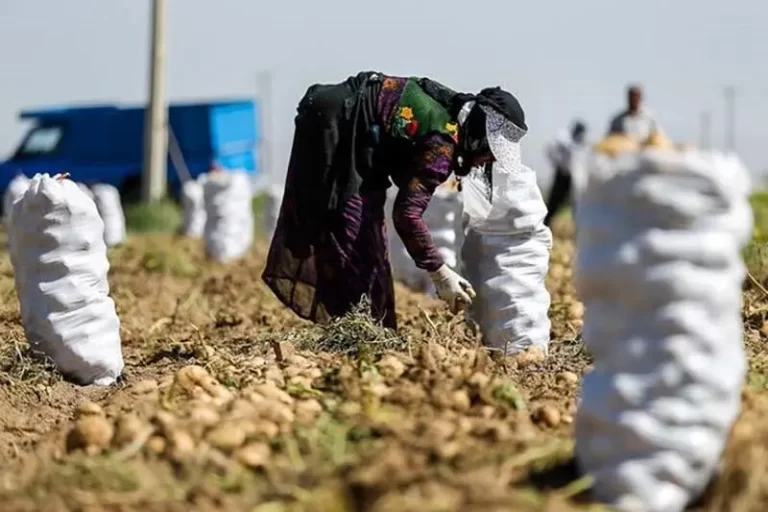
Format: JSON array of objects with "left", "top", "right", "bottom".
[{"left": 0, "top": 98, "right": 260, "bottom": 208}]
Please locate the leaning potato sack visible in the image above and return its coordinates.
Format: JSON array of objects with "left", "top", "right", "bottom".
[
  {"left": 8, "top": 173, "right": 124, "bottom": 386},
  {"left": 459, "top": 105, "right": 552, "bottom": 355},
  {"left": 573, "top": 142, "right": 752, "bottom": 511}
]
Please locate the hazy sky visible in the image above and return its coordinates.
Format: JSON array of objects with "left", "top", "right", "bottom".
[{"left": 1, "top": 0, "right": 767, "bottom": 187}]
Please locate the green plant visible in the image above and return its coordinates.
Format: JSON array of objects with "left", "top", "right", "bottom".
[
  {"left": 252, "top": 192, "right": 268, "bottom": 238},
  {"left": 124, "top": 200, "right": 182, "bottom": 234}
]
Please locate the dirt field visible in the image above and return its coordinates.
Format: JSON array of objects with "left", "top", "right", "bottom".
[{"left": 0, "top": 216, "right": 765, "bottom": 512}]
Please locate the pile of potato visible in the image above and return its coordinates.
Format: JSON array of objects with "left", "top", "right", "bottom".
[{"left": 66, "top": 356, "right": 326, "bottom": 468}]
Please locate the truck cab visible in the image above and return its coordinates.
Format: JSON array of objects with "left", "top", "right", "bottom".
[{"left": 0, "top": 99, "right": 259, "bottom": 208}]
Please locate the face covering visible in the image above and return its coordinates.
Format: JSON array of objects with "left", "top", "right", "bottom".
[
  {"left": 454, "top": 87, "right": 528, "bottom": 177},
  {"left": 482, "top": 104, "right": 527, "bottom": 172}
]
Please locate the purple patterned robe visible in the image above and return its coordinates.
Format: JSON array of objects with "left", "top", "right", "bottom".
[{"left": 263, "top": 75, "right": 455, "bottom": 329}]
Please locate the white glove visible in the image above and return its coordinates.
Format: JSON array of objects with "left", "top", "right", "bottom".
[{"left": 429, "top": 264, "right": 476, "bottom": 314}]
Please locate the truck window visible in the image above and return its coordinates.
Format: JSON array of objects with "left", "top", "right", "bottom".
[{"left": 12, "top": 124, "right": 65, "bottom": 160}]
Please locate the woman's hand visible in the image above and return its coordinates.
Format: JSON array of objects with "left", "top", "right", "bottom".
[{"left": 429, "top": 264, "right": 476, "bottom": 313}]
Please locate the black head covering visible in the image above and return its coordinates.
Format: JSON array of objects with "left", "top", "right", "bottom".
[
  {"left": 453, "top": 87, "right": 527, "bottom": 176},
  {"left": 475, "top": 87, "right": 527, "bottom": 131},
  {"left": 416, "top": 79, "right": 527, "bottom": 176},
  {"left": 571, "top": 119, "right": 587, "bottom": 143}
]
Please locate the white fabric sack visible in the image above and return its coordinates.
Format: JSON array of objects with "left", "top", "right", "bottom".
[
  {"left": 77, "top": 182, "right": 94, "bottom": 200},
  {"left": 9, "top": 174, "right": 124, "bottom": 386},
  {"left": 573, "top": 149, "right": 752, "bottom": 512},
  {"left": 460, "top": 162, "right": 553, "bottom": 355},
  {"left": 263, "top": 182, "right": 284, "bottom": 239},
  {"left": 91, "top": 184, "right": 126, "bottom": 247},
  {"left": 181, "top": 176, "right": 207, "bottom": 238},
  {"left": 386, "top": 184, "right": 461, "bottom": 295},
  {"left": 203, "top": 170, "right": 254, "bottom": 263},
  {"left": 3, "top": 174, "right": 31, "bottom": 228}
]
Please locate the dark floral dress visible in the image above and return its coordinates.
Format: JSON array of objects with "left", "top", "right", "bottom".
[{"left": 263, "top": 73, "right": 459, "bottom": 329}]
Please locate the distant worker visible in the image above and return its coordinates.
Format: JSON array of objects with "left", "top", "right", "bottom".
[
  {"left": 543, "top": 120, "right": 587, "bottom": 226},
  {"left": 607, "top": 84, "right": 664, "bottom": 143}
]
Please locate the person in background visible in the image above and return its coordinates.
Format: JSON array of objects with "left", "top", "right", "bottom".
[
  {"left": 262, "top": 71, "right": 528, "bottom": 329},
  {"left": 607, "top": 84, "right": 664, "bottom": 143},
  {"left": 543, "top": 120, "right": 587, "bottom": 226}
]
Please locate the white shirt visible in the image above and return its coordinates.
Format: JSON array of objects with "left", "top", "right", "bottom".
[
  {"left": 545, "top": 129, "right": 585, "bottom": 172},
  {"left": 608, "top": 108, "right": 661, "bottom": 143}
]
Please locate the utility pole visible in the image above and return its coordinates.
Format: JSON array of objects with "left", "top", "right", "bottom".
[
  {"left": 142, "top": 0, "right": 168, "bottom": 203},
  {"left": 256, "top": 70, "right": 273, "bottom": 188},
  {"left": 699, "top": 110, "right": 712, "bottom": 149},
  {"left": 724, "top": 86, "right": 735, "bottom": 152}
]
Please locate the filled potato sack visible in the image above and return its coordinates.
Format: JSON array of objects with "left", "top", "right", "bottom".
[
  {"left": 91, "top": 183, "right": 126, "bottom": 247},
  {"left": 9, "top": 173, "right": 124, "bottom": 386},
  {"left": 573, "top": 138, "right": 752, "bottom": 511},
  {"left": 181, "top": 175, "right": 207, "bottom": 238},
  {"left": 203, "top": 170, "right": 254, "bottom": 263},
  {"left": 77, "top": 182, "right": 95, "bottom": 200},
  {"left": 460, "top": 162, "right": 552, "bottom": 355},
  {"left": 3, "top": 173, "right": 31, "bottom": 228},
  {"left": 458, "top": 105, "right": 552, "bottom": 355}
]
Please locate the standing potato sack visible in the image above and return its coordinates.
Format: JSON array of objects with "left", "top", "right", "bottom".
[
  {"left": 181, "top": 174, "right": 207, "bottom": 238},
  {"left": 203, "top": 170, "right": 254, "bottom": 263},
  {"left": 91, "top": 183, "right": 126, "bottom": 247},
  {"left": 77, "top": 182, "right": 95, "bottom": 200},
  {"left": 459, "top": 105, "right": 552, "bottom": 355},
  {"left": 3, "top": 173, "right": 30, "bottom": 228},
  {"left": 9, "top": 173, "right": 124, "bottom": 386},
  {"left": 573, "top": 142, "right": 752, "bottom": 511}
]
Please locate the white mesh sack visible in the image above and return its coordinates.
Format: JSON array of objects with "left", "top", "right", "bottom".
[
  {"left": 203, "top": 170, "right": 254, "bottom": 263},
  {"left": 573, "top": 149, "right": 753, "bottom": 512},
  {"left": 386, "top": 183, "right": 461, "bottom": 296},
  {"left": 3, "top": 174, "right": 30, "bottom": 228},
  {"left": 263, "top": 181, "right": 284, "bottom": 239},
  {"left": 460, "top": 162, "right": 553, "bottom": 355},
  {"left": 91, "top": 183, "right": 126, "bottom": 247},
  {"left": 9, "top": 173, "right": 124, "bottom": 386},
  {"left": 181, "top": 176, "right": 207, "bottom": 238}
]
